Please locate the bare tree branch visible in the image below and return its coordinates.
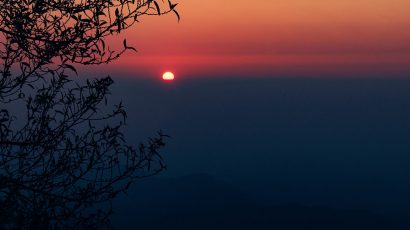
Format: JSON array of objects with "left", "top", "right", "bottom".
[{"left": 0, "top": 0, "right": 179, "bottom": 228}]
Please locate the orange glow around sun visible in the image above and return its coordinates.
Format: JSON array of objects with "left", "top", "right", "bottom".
[
  {"left": 95, "top": 0, "right": 410, "bottom": 78},
  {"left": 162, "top": 72, "right": 175, "bottom": 81}
]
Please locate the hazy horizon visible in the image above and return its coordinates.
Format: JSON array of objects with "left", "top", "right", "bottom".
[{"left": 105, "top": 76, "right": 410, "bottom": 229}]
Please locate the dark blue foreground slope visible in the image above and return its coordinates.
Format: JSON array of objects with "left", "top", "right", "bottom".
[{"left": 110, "top": 77, "right": 410, "bottom": 229}]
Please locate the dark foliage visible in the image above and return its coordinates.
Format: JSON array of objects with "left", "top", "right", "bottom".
[{"left": 0, "top": 0, "right": 178, "bottom": 228}]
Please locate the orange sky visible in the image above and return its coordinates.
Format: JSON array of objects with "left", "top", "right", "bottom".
[{"left": 96, "top": 0, "right": 410, "bottom": 78}]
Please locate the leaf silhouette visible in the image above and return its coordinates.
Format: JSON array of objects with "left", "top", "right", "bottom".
[{"left": 154, "top": 1, "right": 161, "bottom": 15}]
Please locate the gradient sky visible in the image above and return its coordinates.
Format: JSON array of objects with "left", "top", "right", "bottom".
[{"left": 97, "top": 0, "right": 410, "bottom": 78}]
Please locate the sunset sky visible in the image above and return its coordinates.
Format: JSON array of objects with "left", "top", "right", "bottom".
[
  {"left": 98, "top": 0, "right": 410, "bottom": 78},
  {"left": 32, "top": 1, "right": 410, "bottom": 227},
  {"left": 4, "top": 1, "right": 410, "bottom": 228}
]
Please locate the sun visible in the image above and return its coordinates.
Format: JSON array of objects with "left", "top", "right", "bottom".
[{"left": 162, "top": 72, "right": 175, "bottom": 81}]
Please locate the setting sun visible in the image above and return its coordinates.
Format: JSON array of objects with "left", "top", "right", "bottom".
[{"left": 162, "top": 72, "right": 175, "bottom": 81}]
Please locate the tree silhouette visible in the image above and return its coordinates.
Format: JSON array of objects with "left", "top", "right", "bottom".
[{"left": 0, "top": 0, "right": 179, "bottom": 229}]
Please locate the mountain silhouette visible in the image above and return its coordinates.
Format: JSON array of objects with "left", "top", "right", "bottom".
[{"left": 112, "top": 173, "right": 410, "bottom": 230}]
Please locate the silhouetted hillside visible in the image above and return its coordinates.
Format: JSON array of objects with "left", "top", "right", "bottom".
[{"left": 113, "top": 173, "right": 410, "bottom": 230}]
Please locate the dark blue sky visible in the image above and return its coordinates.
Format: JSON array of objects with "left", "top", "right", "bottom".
[{"left": 108, "top": 77, "right": 410, "bottom": 229}]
